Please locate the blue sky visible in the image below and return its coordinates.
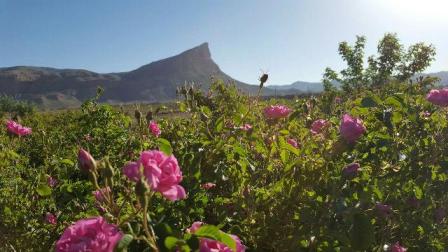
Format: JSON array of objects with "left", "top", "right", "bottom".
[{"left": 1, "top": 0, "right": 447, "bottom": 84}]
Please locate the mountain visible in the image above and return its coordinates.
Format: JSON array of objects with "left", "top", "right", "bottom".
[
  {"left": 268, "top": 81, "right": 323, "bottom": 93},
  {"left": 0, "top": 43, "right": 278, "bottom": 109},
  {"left": 272, "top": 71, "right": 448, "bottom": 92}
]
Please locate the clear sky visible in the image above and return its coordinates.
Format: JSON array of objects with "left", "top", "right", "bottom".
[{"left": 1, "top": 0, "right": 447, "bottom": 84}]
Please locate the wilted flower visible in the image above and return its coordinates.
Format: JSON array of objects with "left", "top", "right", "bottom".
[
  {"left": 334, "top": 97, "right": 342, "bottom": 104},
  {"left": 47, "top": 176, "right": 58, "bottom": 188},
  {"left": 123, "top": 150, "right": 186, "bottom": 201},
  {"left": 45, "top": 213, "right": 57, "bottom": 225},
  {"left": 339, "top": 114, "right": 366, "bottom": 143},
  {"left": 149, "top": 120, "right": 161, "bottom": 137},
  {"left": 376, "top": 203, "right": 393, "bottom": 218},
  {"left": 6, "top": 120, "right": 32, "bottom": 136},
  {"left": 389, "top": 242, "right": 407, "bottom": 252},
  {"left": 55, "top": 216, "right": 123, "bottom": 252},
  {"left": 310, "top": 119, "right": 329, "bottom": 135},
  {"left": 287, "top": 138, "right": 299, "bottom": 148},
  {"left": 93, "top": 187, "right": 111, "bottom": 203},
  {"left": 263, "top": 105, "right": 291, "bottom": 119},
  {"left": 426, "top": 88, "right": 448, "bottom": 106},
  {"left": 201, "top": 182, "right": 216, "bottom": 190},
  {"left": 342, "top": 163, "right": 360, "bottom": 178},
  {"left": 78, "top": 148, "right": 97, "bottom": 172},
  {"left": 187, "top": 222, "right": 245, "bottom": 252}
]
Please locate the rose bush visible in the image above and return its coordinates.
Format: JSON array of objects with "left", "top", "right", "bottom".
[{"left": 1, "top": 78, "right": 448, "bottom": 251}]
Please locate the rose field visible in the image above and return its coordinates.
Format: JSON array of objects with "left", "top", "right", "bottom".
[{"left": 1, "top": 35, "right": 448, "bottom": 251}]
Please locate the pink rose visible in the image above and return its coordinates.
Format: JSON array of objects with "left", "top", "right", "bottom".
[
  {"left": 201, "top": 182, "right": 216, "bottom": 190},
  {"left": 123, "top": 150, "right": 186, "bottom": 201},
  {"left": 78, "top": 148, "right": 97, "bottom": 172},
  {"left": 339, "top": 114, "right": 366, "bottom": 143},
  {"left": 342, "top": 163, "right": 360, "bottom": 178},
  {"left": 263, "top": 105, "right": 292, "bottom": 119},
  {"left": 187, "top": 222, "right": 245, "bottom": 252},
  {"left": 55, "top": 216, "right": 123, "bottom": 252},
  {"left": 426, "top": 88, "right": 448, "bottom": 106},
  {"left": 6, "top": 120, "right": 32, "bottom": 136},
  {"left": 287, "top": 138, "right": 299, "bottom": 148},
  {"left": 389, "top": 242, "right": 407, "bottom": 252},
  {"left": 45, "top": 213, "right": 57, "bottom": 225},
  {"left": 149, "top": 120, "right": 161, "bottom": 137},
  {"left": 310, "top": 119, "right": 329, "bottom": 135},
  {"left": 93, "top": 187, "right": 111, "bottom": 203},
  {"left": 47, "top": 176, "right": 58, "bottom": 188}
]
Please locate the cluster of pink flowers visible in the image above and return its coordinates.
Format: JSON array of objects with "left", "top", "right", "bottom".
[
  {"left": 5, "top": 119, "right": 32, "bottom": 136},
  {"left": 310, "top": 119, "right": 329, "bottom": 135},
  {"left": 426, "top": 88, "right": 448, "bottom": 106},
  {"left": 339, "top": 114, "right": 366, "bottom": 143},
  {"left": 187, "top": 222, "right": 245, "bottom": 252},
  {"left": 263, "top": 105, "right": 291, "bottom": 119},
  {"left": 55, "top": 217, "right": 123, "bottom": 252},
  {"left": 149, "top": 120, "right": 161, "bottom": 137},
  {"left": 123, "top": 150, "right": 186, "bottom": 201}
]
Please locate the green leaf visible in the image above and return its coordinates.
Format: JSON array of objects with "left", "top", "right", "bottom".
[
  {"left": 36, "top": 184, "right": 52, "bottom": 197},
  {"left": 115, "top": 234, "right": 133, "bottom": 252},
  {"left": 351, "top": 213, "right": 375, "bottom": 250},
  {"left": 164, "top": 236, "right": 179, "bottom": 250},
  {"left": 361, "top": 96, "right": 379, "bottom": 108},
  {"left": 61, "top": 159, "right": 74, "bottom": 166},
  {"left": 157, "top": 138, "right": 173, "bottom": 156},
  {"left": 391, "top": 112, "right": 402, "bottom": 125}
]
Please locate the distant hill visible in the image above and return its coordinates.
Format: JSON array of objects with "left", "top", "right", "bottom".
[
  {"left": 0, "top": 43, "right": 285, "bottom": 109},
  {"left": 1, "top": 43, "right": 446, "bottom": 109},
  {"left": 270, "top": 71, "right": 448, "bottom": 92}
]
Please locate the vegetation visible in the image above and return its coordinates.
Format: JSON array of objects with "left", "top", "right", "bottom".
[{"left": 1, "top": 35, "right": 447, "bottom": 251}]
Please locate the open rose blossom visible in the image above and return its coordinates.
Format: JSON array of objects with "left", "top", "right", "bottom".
[
  {"left": 339, "top": 114, "right": 366, "bottom": 143},
  {"left": 310, "top": 119, "right": 329, "bottom": 135},
  {"left": 389, "top": 242, "right": 407, "bottom": 252},
  {"left": 187, "top": 222, "right": 245, "bottom": 252},
  {"left": 6, "top": 120, "right": 32, "bottom": 136},
  {"left": 55, "top": 216, "right": 123, "bottom": 252},
  {"left": 45, "top": 213, "right": 57, "bottom": 225},
  {"left": 149, "top": 120, "right": 161, "bottom": 137},
  {"left": 263, "top": 105, "right": 291, "bottom": 119},
  {"left": 123, "top": 150, "right": 186, "bottom": 201},
  {"left": 93, "top": 187, "right": 111, "bottom": 203},
  {"left": 78, "top": 148, "right": 97, "bottom": 172},
  {"left": 426, "top": 88, "right": 448, "bottom": 106}
]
